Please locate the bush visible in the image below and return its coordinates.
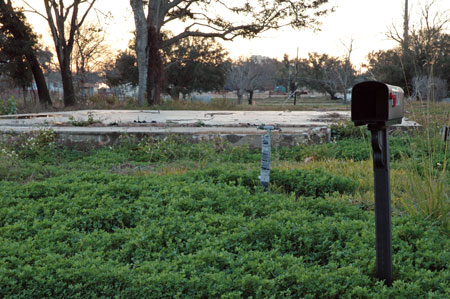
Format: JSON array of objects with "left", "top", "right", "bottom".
[
  {"left": 13, "top": 128, "right": 58, "bottom": 160},
  {"left": 330, "top": 120, "right": 368, "bottom": 140},
  {"left": 192, "top": 167, "right": 357, "bottom": 197},
  {"left": 278, "top": 139, "right": 372, "bottom": 162},
  {"left": 0, "top": 132, "right": 448, "bottom": 297},
  {"left": 119, "top": 135, "right": 259, "bottom": 164},
  {"left": 0, "top": 96, "right": 18, "bottom": 115}
]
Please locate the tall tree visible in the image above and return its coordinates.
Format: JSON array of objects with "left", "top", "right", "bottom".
[
  {"left": 385, "top": 0, "right": 449, "bottom": 99},
  {"left": 0, "top": 32, "right": 33, "bottom": 102},
  {"left": 300, "top": 52, "right": 355, "bottom": 100},
  {"left": 0, "top": 0, "right": 51, "bottom": 105},
  {"left": 130, "top": 0, "right": 148, "bottom": 106},
  {"left": 130, "top": 0, "right": 333, "bottom": 106},
  {"left": 164, "top": 37, "right": 228, "bottom": 99},
  {"left": 104, "top": 50, "right": 139, "bottom": 87},
  {"left": 25, "top": 0, "right": 96, "bottom": 106}
]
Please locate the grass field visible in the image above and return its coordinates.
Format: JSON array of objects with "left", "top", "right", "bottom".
[
  {"left": 0, "top": 108, "right": 448, "bottom": 297},
  {"left": 3, "top": 93, "right": 348, "bottom": 114}
]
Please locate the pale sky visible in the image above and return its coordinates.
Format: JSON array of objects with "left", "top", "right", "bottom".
[{"left": 20, "top": 0, "right": 450, "bottom": 67}]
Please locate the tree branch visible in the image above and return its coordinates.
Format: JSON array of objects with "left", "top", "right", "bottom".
[
  {"left": 162, "top": 23, "right": 264, "bottom": 48},
  {"left": 22, "top": 0, "right": 48, "bottom": 20}
]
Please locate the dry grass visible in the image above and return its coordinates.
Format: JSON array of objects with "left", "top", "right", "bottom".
[{"left": 11, "top": 93, "right": 348, "bottom": 114}]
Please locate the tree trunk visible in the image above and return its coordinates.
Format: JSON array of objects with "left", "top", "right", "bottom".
[
  {"left": 27, "top": 53, "right": 52, "bottom": 106},
  {"left": 61, "top": 56, "right": 76, "bottom": 106},
  {"left": 130, "top": 0, "right": 148, "bottom": 106},
  {"left": 146, "top": 1, "right": 167, "bottom": 106},
  {"left": 237, "top": 89, "right": 244, "bottom": 104},
  {"left": 0, "top": 0, "right": 52, "bottom": 106},
  {"left": 146, "top": 26, "right": 163, "bottom": 106},
  {"left": 248, "top": 90, "right": 254, "bottom": 105}
]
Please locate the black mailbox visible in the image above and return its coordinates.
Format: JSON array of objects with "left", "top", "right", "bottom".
[
  {"left": 351, "top": 81, "right": 404, "bottom": 127},
  {"left": 350, "top": 81, "right": 405, "bottom": 286}
]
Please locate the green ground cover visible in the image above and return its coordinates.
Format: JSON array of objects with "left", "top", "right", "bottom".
[{"left": 0, "top": 124, "right": 449, "bottom": 298}]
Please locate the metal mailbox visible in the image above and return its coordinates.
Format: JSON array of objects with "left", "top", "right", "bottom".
[{"left": 351, "top": 81, "right": 404, "bottom": 126}]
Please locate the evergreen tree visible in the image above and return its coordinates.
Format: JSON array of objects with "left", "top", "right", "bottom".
[{"left": 0, "top": 0, "right": 52, "bottom": 105}]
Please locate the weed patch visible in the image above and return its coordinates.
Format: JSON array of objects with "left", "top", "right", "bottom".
[
  {"left": 0, "top": 124, "right": 448, "bottom": 297},
  {"left": 0, "top": 170, "right": 447, "bottom": 297}
]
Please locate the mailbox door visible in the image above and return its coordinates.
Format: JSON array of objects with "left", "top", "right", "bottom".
[{"left": 386, "top": 84, "right": 404, "bottom": 122}]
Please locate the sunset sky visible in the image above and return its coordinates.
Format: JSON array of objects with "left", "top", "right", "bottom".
[{"left": 19, "top": 0, "right": 450, "bottom": 67}]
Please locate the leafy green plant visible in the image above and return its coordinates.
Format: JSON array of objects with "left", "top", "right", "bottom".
[
  {"left": 191, "top": 166, "right": 357, "bottom": 197},
  {"left": 0, "top": 96, "right": 18, "bottom": 115},
  {"left": 0, "top": 166, "right": 447, "bottom": 298},
  {"left": 69, "top": 111, "right": 100, "bottom": 126},
  {"left": 0, "top": 130, "right": 449, "bottom": 297},
  {"left": 13, "top": 128, "right": 58, "bottom": 160},
  {"left": 330, "top": 120, "right": 368, "bottom": 140}
]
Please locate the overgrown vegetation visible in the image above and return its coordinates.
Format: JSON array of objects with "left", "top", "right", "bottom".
[
  {"left": 0, "top": 96, "right": 17, "bottom": 115},
  {"left": 0, "top": 116, "right": 448, "bottom": 297},
  {"left": 399, "top": 100, "right": 450, "bottom": 228}
]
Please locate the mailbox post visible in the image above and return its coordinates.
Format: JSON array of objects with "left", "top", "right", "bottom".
[{"left": 351, "top": 81, "right": 404, "bottom": 286}]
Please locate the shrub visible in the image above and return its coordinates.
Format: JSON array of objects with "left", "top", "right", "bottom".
[
  {"left": 191, "top": 167, "right": 357, "bottom": 197},
  {"left": 0, "top": 96, "right": 18, "bottom": 115},
  {"left": 330, "top": 120, "right": 368, "bottom": 140},
  {"left": 0, "top": 134, "right": 448, "bottom": 297},
  {"left": 0, "top": 172, "right": 447, "bottom": 298},
  {"left": 13, "top": 128, "right": 58, "bottom": 160}
]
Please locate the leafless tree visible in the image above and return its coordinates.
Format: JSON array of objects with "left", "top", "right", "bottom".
[
  {"left": 385, "top": 0, "right": 449, "bottom": 99},
  {"left": 334, "top": 38, "right": 355, "bottom": 102},
  {"left": 72, "top": 22, "right": 110, "bottom": 97},
  {"left": 387, "top": 0, "right": 449, "bottom": 69},
  {"left": 412, "top": 75, "right": 448, "bottom": 101},
  {"left": 23, "top": 0, "right": 97, "bottom": 106},
  {"left": 226, "top": 57, "right": 275, "bottom": 105}
]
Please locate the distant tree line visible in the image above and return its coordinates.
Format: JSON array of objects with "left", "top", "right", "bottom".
[
  {"left": 1, "top": 0, "right": 333, "bottom": 107},
  {"left": 0, "top": 0, "right": 448, "bottom": 109}
]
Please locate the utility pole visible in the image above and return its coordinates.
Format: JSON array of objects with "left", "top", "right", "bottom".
[
  {"left": 294, "top": 47, "right": 299, "bottom": 105},
  {"left": 403, "top": 0, "right": 409, "bottom": 54}
]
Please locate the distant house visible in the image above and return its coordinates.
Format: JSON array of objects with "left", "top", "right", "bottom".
[
  {"left": 112, "top": 83, "right": 138, "bottom": 100},
  {"left": 80, "top": 83, "right": 98, "bottom": 97},
  {"left": 45, "top": 72, "right": 63, "bottom": 99}
]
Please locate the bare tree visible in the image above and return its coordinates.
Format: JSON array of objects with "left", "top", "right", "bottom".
[
  {"left": 334, "top": 38, "right": 355, "bottom": 102},
  {"left": 226, "top": 57, "right": 275, "bottom": 105},
  {"left": 403, "top": 0, "right": 410, "bottom": 54},
  {"left": 72, "top": 22, "right": 110, "bottom": 97},
  {"left": 413, "top": 75, "right": 448, "bottom": 101},
  {"left": 387, "top": 0, "right": 449, "bottom": 99},
  {"left": 24, "top": 0, "right": 97, "bottom": 106},
  {"left": 388, "top": 0, "right": 449, "bottom": 67}
]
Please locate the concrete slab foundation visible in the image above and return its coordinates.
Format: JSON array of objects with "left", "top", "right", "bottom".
[{"left": 0, "top": 110, "right": 421, "bottom": 149}]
